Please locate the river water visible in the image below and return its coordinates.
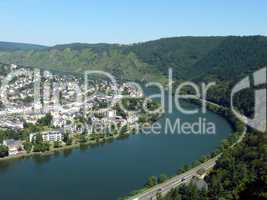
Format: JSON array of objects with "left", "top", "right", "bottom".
[{"left": 0, "top": 89, "right": 232, "bottom": 200}]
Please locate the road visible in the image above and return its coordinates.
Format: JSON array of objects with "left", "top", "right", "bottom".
[
  {"left": 132, "top": 157, "right": 219, "bottom": 200},
  {"left": 132, "top": 127, "right": 247, "bottom": 200},
  {"left": 130, "top": 100, "right": 247, "bottom": 200}
]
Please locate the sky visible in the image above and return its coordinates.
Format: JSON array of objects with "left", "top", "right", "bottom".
[{"left": 0, "top": 0, "right": 266, "bottom": 46}]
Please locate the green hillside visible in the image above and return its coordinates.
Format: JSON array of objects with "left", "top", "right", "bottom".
[
  {"left": 0, "top": 37, "right": 266, "bottom": 200},
  {"left": 1, "top": 36, "right": 266, "bottom": 116},
  {"left": 0, "top": 44, "right": 166, "bottom": 83},
  {"left": 124, "top": 36, "right": 225, "bottom": 79},
  {"left": 125, "top": 36, "right": 267, "bottom": 82},
  {"left": 0, "top": 41, "right": 47, "bottom": 51},
  {"left": 0, "top": 36, "right": 266, "bottom": 83},
  {"left": 162, "top": 128, "right": 267, "bottom": 200}
]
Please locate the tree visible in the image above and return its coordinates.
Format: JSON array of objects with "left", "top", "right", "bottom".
[
  {"left": 162, "top": 129, "right": 267, "bottom": 200},
  {"left": 23, "top": 141, "right": 32, "bottom": 153},
  {"left": 37, "top": 113, "right": 53, "bottom": 127},
  {"left": 79, "top": 134, "right": 87, "bottom": 143},
  {"left": 0, "top": 145, "right": 8, "bottom": 157},
  {"left": 156, "top": 192, "right": 163, "bottom": 200},
  {"left": 53, "top": 141, "right": 62, "bottom": 148},
  {"left": 159, "top": 174, "right": 168, "bottom": 183},
  {"left": 33, "top": 142, "right": 50, "bottom": 152},
  {"left": 63, "top": 133, "right": 73, "bottom": 145},
  {"left": 146, "top": 176, "right": 158, "bottom": 187},
  {"left": 176, "top": 168, "right": 184, "bottom": 175},
  {"left": 162, "top": 184, "right": 207, "bottom": 200},
  {"left": 35, "top": 133, "right": 43, "bottom": 144}
]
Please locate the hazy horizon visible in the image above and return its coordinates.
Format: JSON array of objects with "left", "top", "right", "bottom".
[{"left": 1, "top": 34, "right": 267, "bottom": 47}]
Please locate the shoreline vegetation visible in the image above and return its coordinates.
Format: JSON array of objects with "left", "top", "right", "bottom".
[
  {"left": 0, "top": 107, "right": 164, "bottom": 162},
  {"left": 120, "top": 99, "right": 246, "bottom": 200},
  {"left": 0, "top": 131, "right": 130, "bottom": 162},
  {"left": 0, "top": 97, "right": 246, "bottom": 199},
  {"left": 0, "top": 36, "right": 266, "bottom": 199}
]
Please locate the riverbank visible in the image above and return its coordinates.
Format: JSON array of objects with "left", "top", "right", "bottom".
[
  {"left": 121, "top": 99, "right": 246, "bottom": 200},
  {"left": 0, "top": 109, "right": 164, "bottom": 162},
  {"left": 0, "top": 100, "right": 232, "bottom": 200},
  {"left": 0, "top": 128, "right": 136, "bottom": 162}
]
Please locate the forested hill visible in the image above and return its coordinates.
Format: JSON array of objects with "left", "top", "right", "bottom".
[
  {"left": 0, "top": 37, "right": 266, "bottom": 200},
  {"left": 162, "top": 129, "right": 267, "bottom": 200},
  {"left": 0, "top": 41, "right": 166, "bottom": 82},
  {"left": 124, "top": 36, "right": 225, "bottom": 79},
  {"left": 0, "top": 41, "right": 47, "bottom": 51},
  {"left": 192, "top": 36, "right": 267, "bottom": 82},
  {"left": 0, "top": 36, "right": 266, "bottom": 83}
]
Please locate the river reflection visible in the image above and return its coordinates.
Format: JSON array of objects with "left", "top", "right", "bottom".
[{"left": 32, "top": 154, "right": 53, "bottom": 165}]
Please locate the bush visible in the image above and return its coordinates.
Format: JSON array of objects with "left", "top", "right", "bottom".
[
  {"left": 33, "top": 142, "right": 50, "bottom": 152},
  {"left": 158, "top": 174, "right": 168, "bottom": 183},
  {"left": 0, "top": 145, "right": 8, "bottom": 157},
  {"left": 53, "top": 141, "right": 62, "bottom": 148},
  {"left": 23, "top": 141, "right": 32, "bottom": 153},
  {"left": 145, "top": 176, "right": 158, "bottom": 187}
]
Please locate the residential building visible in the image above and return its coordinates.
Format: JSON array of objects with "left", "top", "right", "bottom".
[
  {"left": 107, "top": 110, "right": 116, "bottom": 118},
  {"left": 29, "top": 130, "right": 63, "bottom": 142},
  {"left": 3, "top": 139, "right": 22, "bottom": 156}
]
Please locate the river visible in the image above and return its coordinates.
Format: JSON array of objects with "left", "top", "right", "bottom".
[{"left": 0, "top": 88, "right": 232, "bottom": 200}]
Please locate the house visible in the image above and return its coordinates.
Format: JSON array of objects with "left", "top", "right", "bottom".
[
  {"left": 25, "top": 113, "right": 45, "bottom": 124},
  {"left": 0, "top": 120, "right": 24, "bottom": 130},
  {"left": 10, "top": 64, "right": 18, "bottom": 71},
  {"left": 41, "top": 131, "right": 63, "bottom": 142},
  {"left": 29, "top": 130, "right": 63, "bottom": 142},
  {"left": 3, "top": 139, "right": 22, "bottom": 156},
  {"left": 107, "top": 110, "right": 116, "bottom": 118}
]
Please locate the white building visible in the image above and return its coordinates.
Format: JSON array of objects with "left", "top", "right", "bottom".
[
  {"left": 0, "top": 120, "right": 24, "bottom": 130},
  {"left": 10, "top": 64, "right": 18, "bottom": 71},
  {"left": 3, "top": 139, "right": 22, "bottom": 156},
  {"left": 107, "top": 110, "right": 116, "bottom": 118},
  {"left": 29, "top": 131, "right": 63, "bottom": 142}
]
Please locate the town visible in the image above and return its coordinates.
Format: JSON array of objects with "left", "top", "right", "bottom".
[{"left": 0, "top": 63, "right": 162, "bottom": 158}]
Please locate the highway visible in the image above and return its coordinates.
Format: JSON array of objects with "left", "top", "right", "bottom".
[
  {"left": 131, "top": 157, "right": 219, "bottom": 200},
  {"left": 130, "top": 100, "right": 247, "bottom": 200}
]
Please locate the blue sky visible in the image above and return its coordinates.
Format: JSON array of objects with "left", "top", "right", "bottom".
[{"left": 0, "top": 0, "right": 266, "bottom": 46}]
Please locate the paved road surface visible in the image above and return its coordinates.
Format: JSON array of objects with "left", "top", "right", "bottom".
[
  {"left": 131, "top": 100, "right": 247, "bottom": 200},
  {"left": 132, "top": 157, "right": 219, "bottom": 200}
]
